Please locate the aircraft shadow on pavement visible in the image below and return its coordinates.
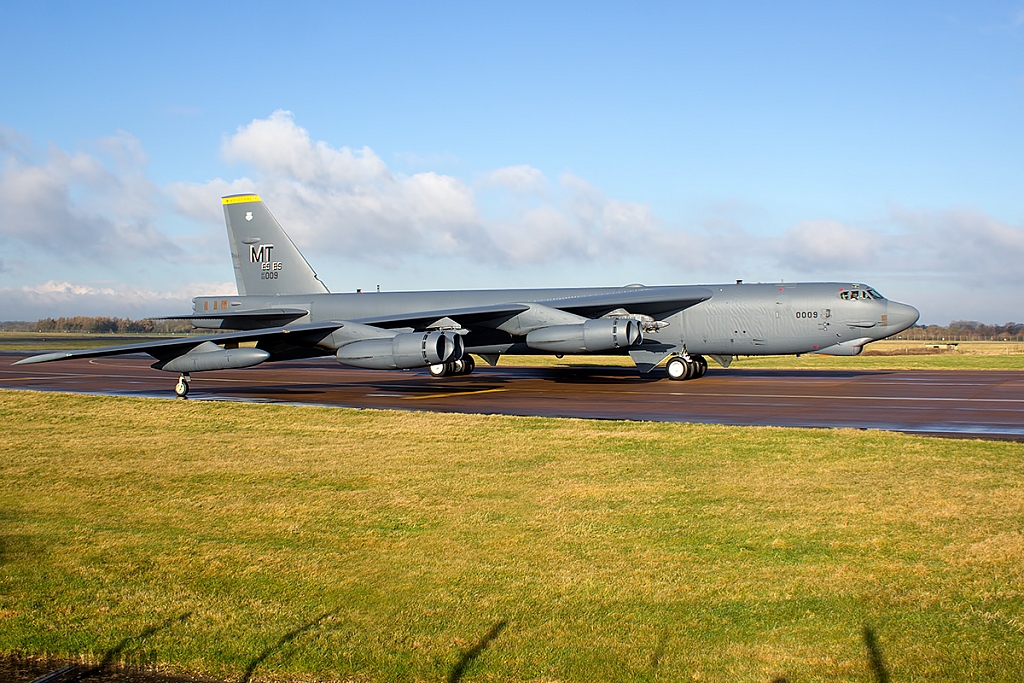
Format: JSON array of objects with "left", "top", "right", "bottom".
[
  {"left": 208, "top": 384, "right": 342, "bottom": 399},
  {"left": 714, "top": 368, "right": 888, "bottom": 380},
  {"left": 546, "top": 368, "right": 664, "bottom": 384}
]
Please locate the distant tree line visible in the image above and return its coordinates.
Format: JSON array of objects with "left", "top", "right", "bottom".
[
  {"left": 898, "top": 321, "right": 1024, "bottom": 341},
  {"left": 0, "top": 317, "right": 195, "bottom": 334}
]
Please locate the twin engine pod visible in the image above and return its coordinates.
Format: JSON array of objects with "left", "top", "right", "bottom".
[
  {"left": 526, "top": 318, "right": 642, "bottom": 354},
  {"left": 336, "top": 331, "right": 464, "bottom": 370},
  {"left": 156, "top": 341, "right": 271, "bottom": 373}
]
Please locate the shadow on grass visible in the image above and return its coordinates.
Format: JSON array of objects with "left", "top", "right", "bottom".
[
  {"left": 447, "top": 620, "right": 506, "bottom": 683},
  {"left": 769, "top": 625, "right": 890, "bottom": 683},
  {"left": 0, "top": 523, "right": 45, "bottom": 569},
  {"left": 864, "top": 625, "right": 890, "bottom": 683},
  {"left": 238, "top": 609, "right": 338, "bottom": 683},
  {"left": 30, "top": 612, "right": 193, "bottom": 682},
  {"left": 649, "top": 628, "right": 669, "bottom": 668}
]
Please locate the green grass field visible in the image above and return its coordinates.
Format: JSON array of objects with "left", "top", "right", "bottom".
[{"left": 2, "top": 390, "right": 1023, "bottom": 682}]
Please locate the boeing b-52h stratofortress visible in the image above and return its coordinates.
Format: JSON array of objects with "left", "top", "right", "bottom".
[{"left": 16, "top": 194, "right": 920, "bottom": 396}]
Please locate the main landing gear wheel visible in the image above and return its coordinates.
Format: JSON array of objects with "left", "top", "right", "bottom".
[
  {"left": 666, "top": 357, "right": 688, "bottom": 380},
  {"left": 667, "top": 355, "right": 705, "bottom": 381},
  {"left": 428, "top": 355, "right": 476, "bottom": 378},
  {"left": 458, "top": 355, "right": 475, "bottom": 374},
  {"left": 174, "top": 373, "right": 191, "bottom": 397},
  {"left": 693, "top": 355, "right": 708, "bottom": 378}
]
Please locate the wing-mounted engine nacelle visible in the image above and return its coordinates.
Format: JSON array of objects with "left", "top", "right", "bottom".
[
  {"left": 155, "top": 341, "right": 271, "bottom": 373},
  {"left": 525, "top": 318, "right": 642, "bottom": 354},
  {"left": 336, "top": 331, "right": 464, "bottom": 370}
]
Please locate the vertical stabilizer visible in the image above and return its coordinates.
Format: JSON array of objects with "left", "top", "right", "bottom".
[{"left": 222, "top": 195, "right": 329, "bottom": 296}]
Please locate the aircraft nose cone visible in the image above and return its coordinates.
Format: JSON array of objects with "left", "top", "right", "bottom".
[{"left": 887, "top": 301, "right": 920, "bottom": 332}]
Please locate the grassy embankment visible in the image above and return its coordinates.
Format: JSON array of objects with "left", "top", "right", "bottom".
[{"left": 2, "top": 390, "right": 1023, "bottom": 682}]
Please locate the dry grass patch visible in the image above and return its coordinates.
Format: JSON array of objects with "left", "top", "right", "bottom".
[{"left": 1, "top": 390, "right": 1023, "bottom": 682}]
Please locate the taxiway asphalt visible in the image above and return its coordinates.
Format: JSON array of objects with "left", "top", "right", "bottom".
[{"left": 2, "top": 352, "right": 1023, "bottom": 440}]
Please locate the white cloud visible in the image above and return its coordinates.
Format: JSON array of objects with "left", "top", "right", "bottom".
[
  {"left": 222, "top": 110, "right": 389, "bottom": 186},
  {"left": 0, "top": 132, "right": 177, "bottom": 260},
  {"left": 780, "top": 219, "right": 883, "bottom": 270},
  {"left": 481, "top": 164, "right": 548, "bottom": 194},
  {"left": 173, "top": 110, "right": 482, "bottom": 262},
  {"left": 176, "top": 112, "right": 755, "bottom": 270},
  {"left": 772, "top": 207, "right": 1024, "bottom": 297},
  {"left": 0, "top": 280, "right": 236, "bottom": 320},
  {"left": 891, "top": 206, "right": 1024, "bottom": 283},
  {"left": 169, "top": 176, "right": 258, "bottom": 225}
]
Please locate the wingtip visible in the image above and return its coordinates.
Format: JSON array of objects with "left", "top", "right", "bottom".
[{"left": 13, "top": 352, "right": 70, "bottom": 366}]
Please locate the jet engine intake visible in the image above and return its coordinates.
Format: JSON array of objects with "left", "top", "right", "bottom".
[
  {"left": 157, "top": 342, "right": 271, "bottom": 373},
  {"left": 526, "top": 318, "right": 642, "bottom": 354},
  {"left": 336, "top": 331, "right": 463, "bottom": 370}
]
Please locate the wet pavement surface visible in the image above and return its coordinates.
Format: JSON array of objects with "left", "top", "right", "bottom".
[
  {"left": 0, "top": 655, "right": 222, "bottom": 682},
  {"left": 3, "top": 352, "right": 1023, "bottom": 440}
]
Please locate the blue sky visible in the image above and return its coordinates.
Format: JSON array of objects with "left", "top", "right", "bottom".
[{"left": 1, "top": 1, "right": 1022, "bottom": 323}]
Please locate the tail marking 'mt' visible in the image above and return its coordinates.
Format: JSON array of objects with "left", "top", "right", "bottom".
[{"left": 222, "top": 194, "right": 329, "bottom": 296}]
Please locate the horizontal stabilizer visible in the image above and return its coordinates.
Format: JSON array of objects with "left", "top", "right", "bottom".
[{"left": 162, "top": 308, "right": 310, "bottom": 330}]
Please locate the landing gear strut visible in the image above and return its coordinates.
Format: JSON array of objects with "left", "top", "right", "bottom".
[
  {"left": 666, "top": 354, "right": 707, "bottom": 381},
  {"left": 428, "top": 355, "right": 476, "bottom": 377},
  {"left": 174, "top": 373, "right": 191, "bottom": 397}
]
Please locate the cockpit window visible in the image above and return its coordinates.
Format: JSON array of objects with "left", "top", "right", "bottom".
[{"left": 839, "top": 289, "right": 884, "bottom": 301}]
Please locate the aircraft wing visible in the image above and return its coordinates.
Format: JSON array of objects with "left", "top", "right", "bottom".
[
  {"left": 353, "top": 302, "right": 531, "bottom": 330},
  {"left": 13, "top": 321, "right": 346, "bottom": 366},
  {"left": 351, "top": 289, "right": 710, "bottom": 332},
  {"left": 13, "top": 289, "right": 710, "bottom": 369},
  {"left": 537, "top": 286, "right": 714, "bottom": 319}
]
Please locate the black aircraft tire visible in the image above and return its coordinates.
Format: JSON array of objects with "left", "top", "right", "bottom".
[
  {"left": 174, "top": 378, "right": 189, "bottom": 397},
  {"left": 462, "top": 355, "right": 476, "bottom": 374},
  {"left": 667, "top": 357, "right": 687, "bottom": 380},
  {"left": 428, "top": 363, "right": 448, "bottom": 378},
  {"left": 694, "top": 355, "right": 708, "bottom": 377}
]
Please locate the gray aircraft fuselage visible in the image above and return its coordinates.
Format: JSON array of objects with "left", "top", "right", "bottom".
[{"left": 191, "top": 281, "right": 918, "bottom": 360}]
